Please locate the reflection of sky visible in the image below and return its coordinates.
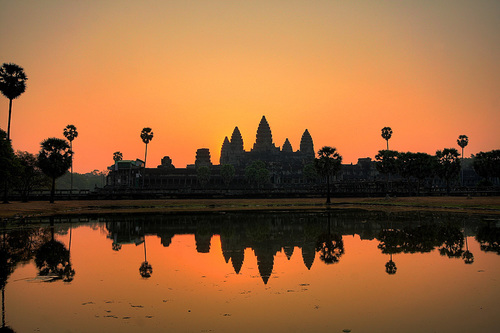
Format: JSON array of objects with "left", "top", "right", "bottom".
[
  {"left": 1, "top": 1, "right": 499, "bottom": 172},
  {"left": 4, "top": 223, "right": 500, "bottom": 332}
]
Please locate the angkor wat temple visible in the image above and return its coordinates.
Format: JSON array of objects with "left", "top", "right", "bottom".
[
  {"left": 104, "top": 115, "right": 479, "bottom": 197},
  {"left": 219, "top": 115, "right": 315, "bottom": 169}
]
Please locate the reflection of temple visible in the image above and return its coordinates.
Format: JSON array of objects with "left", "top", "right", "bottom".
[{"left": 101, "top": 211, "right": 494, "bottom": 284}]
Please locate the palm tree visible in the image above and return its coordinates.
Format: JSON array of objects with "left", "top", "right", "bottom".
[
  {"left": 37, "top": 138, "right": 73, "bottom": 203},
  {"left": 314, "top": 146, "right": 342, "bottom": 204},
  {"left": 140, "top": 127, "right": 153, "bottom": 187},
  {"left": 113, "top": 151, "right": 123, "bottom": 162},
  {"left": 0, "top": 63, "right": 28, "bottom": 141},
  {"left": 457, "top": 135, "right": 468, "bottom": 186},
  {"left": 381, "top": 127, "right": 393, "bottom": 150},
  {"left": 63, "top": 125, "right": 78, "bottom": 195}
]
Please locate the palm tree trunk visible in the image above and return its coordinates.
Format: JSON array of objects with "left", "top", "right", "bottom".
[
  {"left": 143, "top": 143, "right": 148, "bottom": 187},
  {"left": 461, "top": 147, "right": 464, "bottom": 187},
  {"left": 6, "top": 99, "right": 12, "bottom": 141},
  {"left": 386, "top": 139, "right": 389, "bottom": 151},
  {"left": 50, "top": 177, "right": 56, "bottom": 203},
  {"left": 70, "top": 141, "right": 73, "bottom": 197}
]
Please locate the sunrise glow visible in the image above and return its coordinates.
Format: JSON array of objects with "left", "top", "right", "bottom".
[{"left": 1, "top": 1, "right": 499, "bottom": 173}]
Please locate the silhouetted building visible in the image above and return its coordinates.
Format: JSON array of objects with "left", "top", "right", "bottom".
[{"left": 220, "top": 115, "right": 315, "bottom": 170}]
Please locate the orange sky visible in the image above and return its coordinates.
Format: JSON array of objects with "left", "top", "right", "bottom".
[{"left": 1, "top": 1, "right": 499, "bottom": 173}]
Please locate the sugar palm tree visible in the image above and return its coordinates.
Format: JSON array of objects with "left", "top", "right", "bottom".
[
  {"left": 457, "top": 135, "right": 468, "bottom": 186},
  {"left": 381, "top": 127, "right": 393, "bottom": 150},
  {"left": 140, "top": 127, "right": 153, "bottom": 187},
  {"left": 314, "top": 146, "right": 342, "bottom": 204},
  {"left": 113, "top": 151, "right": 123, "bottom": 162},
  {"left": 37, "top": 138, "right": 73, "bottom": 203},
  {"left": 0, "top": 63, "right": 28, "bottom": 141},
  {"left": 63, "top": 125, "right": 78, "bottom": 195}
]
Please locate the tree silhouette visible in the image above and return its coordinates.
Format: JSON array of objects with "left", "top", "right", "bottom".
[
  {"left": 113, "top": 151, "right": 123, "bottom": 162},
  {"left": 457, "top": 135, "right": 468, "bottom": 186},
  {"left": 385, "top": 255, "right": 397, "bottom": 275},
  {"left": 140, "top": 127, "right": 153, "bottom": 187},
  {"left": 15, "top": 151, "right": 50, "bottom": 202},
  {"left": 196, "top": 165, "right": 211, "bottom": 187},
  {"left": 473, "top": 150, "right": 500, "bottom": 185},
  {"left": 436, "top": 148, "right": 461, "bottom": 195},
  {"left": 63, "top": 125, "right": 78, "bottom": 195},
  {"left": 462, "top": 222, "right": 474, "bottom": 265},
  {"left": 314, "top": 146, "right": 342, "bottom": 204},
  {"left": 0, "top": 129, "right": 16, "bottom": 204},
  {"left": 112, "top": 151, "right": 123, "bottom": 187},
  {"left": 139, "top": 222, "right": 152, "bottom": 278},
  {"left": 375, "top": 150, "right": 400, "bottom": 194},
  {"left": 37, "top": 138, "right": 73, "bottom": 203},
  {"left": 315, "top": 215, "right": 344, "bottom": 264},
  {"left": 381, "top": 127, "right": 393, "bottom": 150},
  {"left": 220, "top": 164, "right": 235, "bottom": 187},
  {"left": 245, "top": 160, "right": 270, "bottom": 188},
  {"left": 0, "top": 63, "right": 27, "bottom": 141}
]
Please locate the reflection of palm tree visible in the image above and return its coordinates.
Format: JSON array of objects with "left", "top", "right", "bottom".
[
  {"left": 34, "top": 220, "right": 74, "bottom": 282},
  {"left": 0, "top": 230, "right": 15, "bottom": 332},
  {"left": 438, "top": 224, "right": 464, "bottom": 258},
  {"left": 462, "top": 221, "right": 474, "bottom": 265},
  {"left": 1, "top": 285, "right": 15, "bottom": 333},
  {"left": 112, "top": 242, "right": 122, "bottom": 251},
  {"left": 139, "top": 222, "right": 152, "bottom": 278},
  {"left": 315, "top": 213, "right": 344, "bottom": 265},
  {"left": 385, "top": 254, "right": 397, "bottom": 275},
  {"left": 63, "top": 224, "right": 75, "bottom": 282}
]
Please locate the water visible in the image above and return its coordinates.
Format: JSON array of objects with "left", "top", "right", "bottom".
[{"left": 1, "top": 210, "right": 499, "bottom": 332}]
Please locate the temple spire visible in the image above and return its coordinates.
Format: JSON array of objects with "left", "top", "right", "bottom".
[{"left": 252, "top": 115, "right": 276, "bottom": 152}]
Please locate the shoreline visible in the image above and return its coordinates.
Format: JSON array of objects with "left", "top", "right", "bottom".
[{"left": 1, "top": 196, "right": 499, "bottom": 219}]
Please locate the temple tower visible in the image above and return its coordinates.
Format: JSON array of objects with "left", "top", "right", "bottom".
[
  {"left": 195, "top": 148, "right": 212, "bottom": 167},
  {"left": 282, "top": 138, "right": 293, "bottom": 153},
  {"left": 252, "top": 116, "right": 277, "bottom": 152},
  {"left": 299, "top": 129, "right": 315, "bottom": 159},
  {"left": 220, "top": 137, "right": 231, "bottom": 164},
  {"left": 230, "top": 127, "right": 244, "bottom": 153}
]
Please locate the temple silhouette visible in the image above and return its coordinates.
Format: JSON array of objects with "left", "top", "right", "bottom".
[
  {"left": 105, "top": 115, "right": 380, "bottom": 193},
  {"left": 219, "top": 115, "right": 314, "bottom": 168}
]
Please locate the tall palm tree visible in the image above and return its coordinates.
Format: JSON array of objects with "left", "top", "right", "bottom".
[
  {"left": 314, "top": 146, "right": 343, "bottom": 204},
  {"left": 381, "top": 127, "right": 393, "bottom": 150},
  {"left": 457, "top": 135, "right": 468, "bottom": 186},
  {"left": 63, "top": 125, "right": 78, "bottom": 195},
  {"left": 0, "top": 63, "right": 28, "bottom": 141},
  {"left": 37, "top": 138, "right": 73, "bottom": 203},
  {"left": 140, "top": 127, "right": 153, "bottom": 187}
]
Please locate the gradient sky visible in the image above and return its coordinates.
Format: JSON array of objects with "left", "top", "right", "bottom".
[{"left": 1, "top": 0, "right": 499, "bottom": 173}]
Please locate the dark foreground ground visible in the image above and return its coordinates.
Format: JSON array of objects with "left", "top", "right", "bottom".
[{"left": 1, "top": 196, "right": 499, "bottom": 219}]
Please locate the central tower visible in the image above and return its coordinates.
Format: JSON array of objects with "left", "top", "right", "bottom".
[{"left": 252, "top": 116, "right": 278, "bottom": 152}]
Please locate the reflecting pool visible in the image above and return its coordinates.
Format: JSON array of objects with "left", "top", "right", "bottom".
[{"left": 1, "top": 210, "right": 499, "bottom": 332}]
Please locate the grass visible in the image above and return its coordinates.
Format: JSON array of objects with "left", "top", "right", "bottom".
[{"left": 1, "top": 196, "right": 499, "bottom": 219}]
